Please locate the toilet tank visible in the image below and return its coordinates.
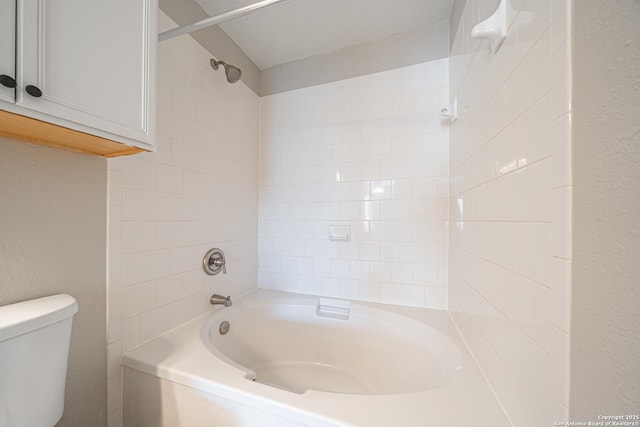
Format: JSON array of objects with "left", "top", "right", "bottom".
[{"left": 0, "top": 294, "right": 78, "bottom": 427}]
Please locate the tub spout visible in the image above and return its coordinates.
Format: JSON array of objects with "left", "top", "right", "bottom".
[{"left": 210, "top": 294, "right": 232, "bottom": 307}]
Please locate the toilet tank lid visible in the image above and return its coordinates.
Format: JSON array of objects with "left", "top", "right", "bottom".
[{"left": 0, "top": 294, "right": 78, "bottom": 343}]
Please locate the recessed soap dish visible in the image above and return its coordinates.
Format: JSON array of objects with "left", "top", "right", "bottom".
[{"left": 328, "top": 225, "right": 350, "bottom": 241}]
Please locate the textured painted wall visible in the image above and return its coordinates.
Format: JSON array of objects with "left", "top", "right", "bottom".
[
  {"left": 571, "top": 0, "right": 640, "bottom": 418},
  {"left": 0, "top": 138, "right": 107, "bottom": 427},
  {"left": 449, "top": 0, "right": 466, "bottom": 50},
  {"left": 260, "top": 20, "right": 450, "bottom": 96},
  {"left": 159, "top": 0, "right": 261, "bottom": 94}
]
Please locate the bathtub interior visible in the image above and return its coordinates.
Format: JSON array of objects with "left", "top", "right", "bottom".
[
  {"left": 200, "top": 298, "right": 462, "bottom": 395},
  {"left": 122, "top": 290, "right": 512, "bottom": 427}
]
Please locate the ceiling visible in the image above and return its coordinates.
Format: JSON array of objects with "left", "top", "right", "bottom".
[{"left": 193, "top": 0, "right": 454, "bottom": 70}]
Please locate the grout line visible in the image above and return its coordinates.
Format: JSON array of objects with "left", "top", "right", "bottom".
[
  {"left": 456, "top": 246, "right": 552, "bottom": 290},
  {"left": 446, "top": 305, "right": 516, "bottom": 427},
  {"left": 453, "top": 154, "right": 552, "bottom": 196}
]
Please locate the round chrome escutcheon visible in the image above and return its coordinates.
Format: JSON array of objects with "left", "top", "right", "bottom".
[{"left": 219, "top": 321, "right": 230, "bottom": 335}]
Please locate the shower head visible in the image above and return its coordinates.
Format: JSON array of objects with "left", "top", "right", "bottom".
[{"left": 210, "top": 59, "right": 242, "bottom": 84}]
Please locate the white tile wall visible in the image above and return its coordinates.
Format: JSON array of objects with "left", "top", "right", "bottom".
[
  {"left": 259, "top": 60, "right": 450, "bottom": 308},
  {"left": 106, "top": 11, "right": 259, "bottom": 427},
  {"left": 448, "top": 0, "right": 572, "bottom": 425}
]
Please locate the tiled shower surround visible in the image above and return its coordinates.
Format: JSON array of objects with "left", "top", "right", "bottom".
[
  {"left": 108, "top": 1, "right": 574, "bottom": 426},
  {"left": 259, "top": 60, "right": 450, "bottom": 308},
  {"left": 448, "top": 0, "right": 572, "bottom": 425},
  {"left": 106, "top": 11, "right": 259, "bottom": 426}
]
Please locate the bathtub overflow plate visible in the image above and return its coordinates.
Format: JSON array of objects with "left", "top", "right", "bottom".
[{"left": 219, "top": 321, "right": 230, "bottom": 335}]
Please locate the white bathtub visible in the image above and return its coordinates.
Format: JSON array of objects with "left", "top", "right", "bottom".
[{"left": 122, "top": 290, "right": 509, "bottom": 427}]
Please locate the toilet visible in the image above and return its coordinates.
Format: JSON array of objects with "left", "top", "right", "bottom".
[{"left": 0, "top": 294, "right": 78, "bottom": 427}]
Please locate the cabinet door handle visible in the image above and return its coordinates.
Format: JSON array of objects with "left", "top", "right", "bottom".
[
  {"left": 25, "top": 85, "right": 43, "bottom": 98},
  {"left": 0, "top": 74, "right": 16, "bottom": 88}
]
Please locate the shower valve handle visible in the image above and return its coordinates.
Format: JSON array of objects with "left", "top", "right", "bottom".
[
  {"left": 203, "top": 248, "right": 227, "bottom": 275},
  {"left": 213, "top": 258, "right": 226, "bottom": 274}
]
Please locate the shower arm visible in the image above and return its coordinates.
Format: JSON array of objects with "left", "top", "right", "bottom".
[{"left": 158, "top": 0, "right": 290, "bottom": 42}]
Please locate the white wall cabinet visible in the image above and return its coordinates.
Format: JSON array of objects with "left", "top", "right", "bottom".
[
  {"left": 0, "top": 0, "right": 16, "bottom": 104},
  {"left": 0, "top": 0, "right": 157, "bottom": 155}
]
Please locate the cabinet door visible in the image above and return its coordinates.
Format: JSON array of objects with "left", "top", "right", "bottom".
[
  {"left": 0, "top": 0, "right": 15, "bottom": 103},
  {"left": 16, "top": 0, "right": 156, "bottom": 147}
]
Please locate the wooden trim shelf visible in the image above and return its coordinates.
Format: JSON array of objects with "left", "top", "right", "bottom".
[{"left": 0, "top": 109, "right": 146, "bottom": 158}]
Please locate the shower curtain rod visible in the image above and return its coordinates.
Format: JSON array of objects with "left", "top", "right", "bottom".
[{"left": 158, "top": 0, "right": 290, "bottom": 42}]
